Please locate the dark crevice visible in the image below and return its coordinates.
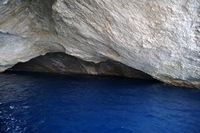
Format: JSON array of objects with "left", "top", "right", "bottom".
[{"left": 7, "top": 52, "right": 154, "bottom": 80}]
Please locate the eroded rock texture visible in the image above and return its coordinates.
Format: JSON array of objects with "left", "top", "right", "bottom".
[
  {"left": 10, "top": 52, "right": 152, "bottom": 79},
  {"left": 0, "top": 0, "right": 200, "bottom": 88}
]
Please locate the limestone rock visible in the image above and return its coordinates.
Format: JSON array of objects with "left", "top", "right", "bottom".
[
  {"left": 0, "top": 0, "right": 200, "bottom": 88},
  {"left": 10, "top": 52, "right": 152, "bottom": 79}
]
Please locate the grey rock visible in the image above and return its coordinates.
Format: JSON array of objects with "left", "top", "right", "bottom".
[
  {"left": 0, "top": 0, "right": 200, "bottom": 88},
  {"left": 10, "top": 52, "right": 152, "bottom": 79}
]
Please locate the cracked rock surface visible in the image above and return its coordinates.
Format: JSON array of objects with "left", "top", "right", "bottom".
[{"left": 0, "top": 0, "right": 200, "bottom": 88}]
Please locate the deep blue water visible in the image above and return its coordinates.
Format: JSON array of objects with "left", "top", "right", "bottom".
[{"left": 0, "top": 73, "right": 200, "bottom": 133}]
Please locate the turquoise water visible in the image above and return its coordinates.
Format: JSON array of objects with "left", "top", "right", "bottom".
[{"left": 0, "top": 73, "right": 200, "bottom": 133}]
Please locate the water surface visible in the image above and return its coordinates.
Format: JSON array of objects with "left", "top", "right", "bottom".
[{"left": 0, "top": 73, "right": 200, "bottom": 133}]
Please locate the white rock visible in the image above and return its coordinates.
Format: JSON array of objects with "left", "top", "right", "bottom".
[{"left": 0, "top": 0, "right": 199, "bottom": 88}]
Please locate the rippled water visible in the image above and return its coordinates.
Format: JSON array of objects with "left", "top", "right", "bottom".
[{"left": 0, "top": 73, "right": 200, "bottom": 133}]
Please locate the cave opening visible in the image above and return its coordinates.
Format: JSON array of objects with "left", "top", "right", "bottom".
[{"left": 7, "top": 52, "right": 154, "bottom": 80}]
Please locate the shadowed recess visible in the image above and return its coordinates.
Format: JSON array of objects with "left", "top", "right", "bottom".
[{"left": 8, "top": 52, "right": 153, "bottom": 80}]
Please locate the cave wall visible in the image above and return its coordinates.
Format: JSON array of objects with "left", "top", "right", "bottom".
[
  {"left": 9, "top": 52, "right": 152, "bottom": 79},
  {"left": 0, "top": 0, "right": 200, "bottom": 88}
]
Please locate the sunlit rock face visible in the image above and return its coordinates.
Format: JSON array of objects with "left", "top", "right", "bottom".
[{"left": 0, "top": 0, "right": 200, "bottom": 88}]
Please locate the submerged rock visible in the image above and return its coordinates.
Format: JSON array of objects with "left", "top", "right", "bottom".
[{"left": 0, "top": 0, "right": 199, "bottom": 88}]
